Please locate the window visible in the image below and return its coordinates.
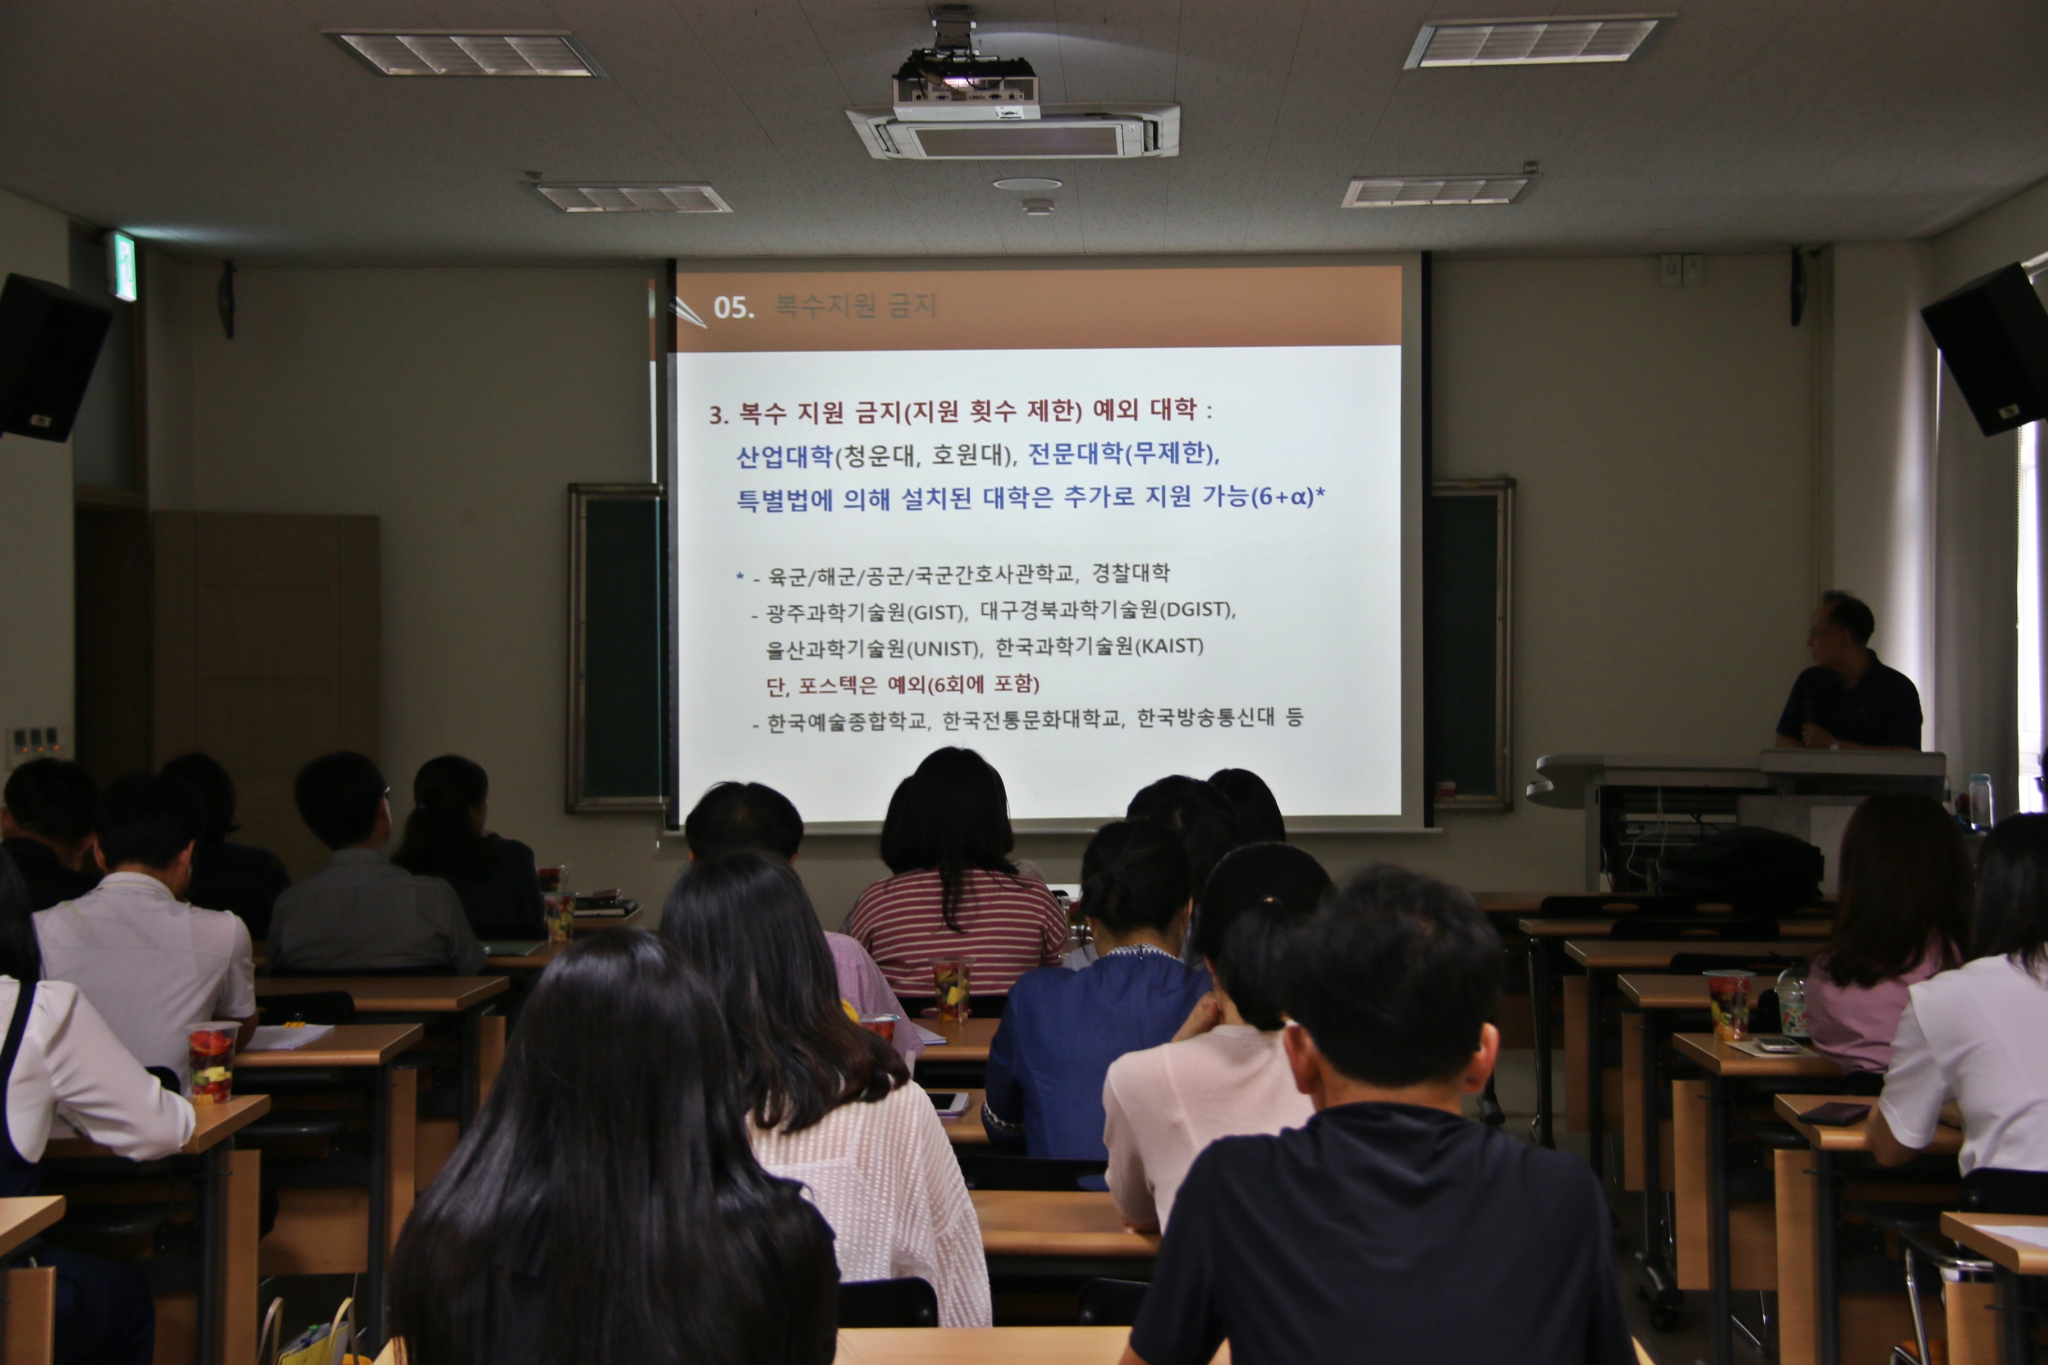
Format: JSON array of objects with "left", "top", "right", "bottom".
[
  {"left": 66, "top": 227, "right": 141, "bottom": 495},
  {"left": 2023, "top": 417, "right": 2044, "bottom": 813}
]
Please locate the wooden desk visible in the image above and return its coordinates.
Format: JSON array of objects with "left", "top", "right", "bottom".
[
  {"left": 0, "top": 1198, "right": 63, "bottom": 1260},
  {"left": 1516, "top": 922, "right": 1816, "bottom": 1151},
  {"left": 1564, "top": 943, "right": 1811, "bottom": 1188},
  {"left": 835, "top": 1327, "right": 1150, "bottom": 1365},
  {"left": 944, "top": 1090, "right": 988, "bottom": 1146},
  {"left": 1943, "top": 1211, "right": 2048, "bottom": 1365},
  {"left": 1771, "top": 1094, "right": 1965, "bottom": 1365},
  {"left": 571, "top": 906, "right": 649, "bottom": 933},
  {"left": 1943, "top": 1213, "right": 2048, "bottom": 1277},
  {"left": 921, "top": 1018, "right": 1000, "bottom": 1063},
  {"left": 482, "top": 940, "right": 564, "bottom": 972},
  {"left": 971, "top": 1190, "right": 1159, "bottom": 1259},
  {"left": 255, "top": 977, "right": 508, "bottom": 1122},
  {"left": 239, "top": 1024, "right": 422, "bottom": 1345},
  {"left": 48, "top": 1095, "right": 268, "bottom": 1365},
  {"left": 1667, "top": 1037, "right": 1839, "bottom": 1365}
]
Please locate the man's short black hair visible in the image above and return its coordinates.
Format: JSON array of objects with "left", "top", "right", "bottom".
[
  {"left": 295, "top": 752, "right": 388, "bottom": 851},
  {"left": 1284, "top": 864, "right": 1501, "bottom": 1088},
  {"left": 2, "top": 759, "right": 98, "bottom": 844},
  {"left": 95, "top": 774, "right": 206, "bottom": 869},
  {"left": 684, "top": 782, "right": 803, "bottom": 862},
  {"left": 1821, "top": 590, "right": 1876, "bottom": 647},
  {"left": 160, "top": 752, "right": 237, "bottom": 843}
]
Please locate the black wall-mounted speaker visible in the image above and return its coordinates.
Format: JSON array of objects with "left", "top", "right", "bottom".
[
  {"left": 1920, "top": 262, "right": 2048, "bottom": 438},
  {"left": 0, "top": 273, "right": 114, "bottom": 443}
]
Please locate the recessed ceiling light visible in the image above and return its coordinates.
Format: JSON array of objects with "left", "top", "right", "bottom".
[
  {"left": 330, "top": 30, "right": 604, "bottom": 77},
  {"left": 1404, "top": 15, "right": 1667, "bottom": 68},
  {"left": 536, "top": 184, "right": 733, "bottom": 214},
  {"left": 993, "top": 177, "right": 1063, "bottom": 190},
  {"left": 1022, "top": 199, "right": 1056, "bottom": 216},
  {"left": 1342, "top": 176, "right": 1532, "bottom": 207}
]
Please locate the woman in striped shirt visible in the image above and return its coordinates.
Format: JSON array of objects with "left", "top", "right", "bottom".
[{"left": 845, "top": 748, "right": 1069, "bottom": 1000}]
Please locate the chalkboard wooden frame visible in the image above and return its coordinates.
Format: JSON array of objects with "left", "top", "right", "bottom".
[
  {"left": 1427, "top": 478, "right": 1515, "bottom": 811},
  {"left": 566, "top": 483, "right": 666, "bottom": 814}
]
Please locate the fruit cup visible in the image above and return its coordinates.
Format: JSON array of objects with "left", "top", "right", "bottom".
[{"left": 186, "top": 1022, "right": 239, "bottom": 1102}]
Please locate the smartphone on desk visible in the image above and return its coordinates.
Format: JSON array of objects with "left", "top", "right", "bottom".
[
  {"left": 1751, "top": 1035, "right": 1807, "bottom": 1054},
  {"left": 927, "top": 1091, "right": 971, "bottom": 1119},
  {"left": 1800, "top": 1101, "right": 1872, "bottom": 1126}
]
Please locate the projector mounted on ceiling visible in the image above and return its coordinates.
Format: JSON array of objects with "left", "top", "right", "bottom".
[{"left": 851, "top": 5, "right": 1178, "bottom": 160}]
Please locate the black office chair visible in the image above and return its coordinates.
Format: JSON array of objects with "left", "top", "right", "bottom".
[
  {"left": 838, "top": 1277, "right": 939, "bottom": 1327},
  {"left": 1077, "top": 1278, "right": 1150, "bottom": 1326},
  {"left": 955, "top": 1152, "right": 1108, "bottom": 1191}
]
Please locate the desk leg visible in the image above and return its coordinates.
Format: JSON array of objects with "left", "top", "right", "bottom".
[
  {"left": 1635, "top": 1016, "right": 1680, "bottom": 1322},
  {"left": 1586, "top": 967, "right": 1606, "bottom": 1179},
  {"left": 364, "top": 1064, "right": 390, "bottom": 1352},
  {"left": 1816, "top": 1149, "right": 1838, "bottom": 1365},
  {"left": 1997, "top": 1265, "right": 2028, "bottom": 1365},
  {"left": 1708, "top": 1073, "right": 1732, "bottom": 1365},
  {"left": 459, "top": 1006, "right": 487, "bottom": 1129},
  {"left": 197, "top": 1142, "right": 228, "bottom": 1365},
  {"left": 1532, "top": 940, "right": 1556, "bottom": 1148}
]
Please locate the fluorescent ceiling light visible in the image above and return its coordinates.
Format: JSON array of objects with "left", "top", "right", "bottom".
[
  {"left": 1404, "top": 15, "right": 1666, "bottom": 68},
  {"left": 331, "top": 31, "right": 604, "bottom": 77},
  {"left": 536, "top": 184, "right": 733, "bottom": 214},
  {"left": 107, "top": 232, "right": 137, "bottom": 303},
  {"left": 1343, "top": 176, "right": 1531, "bottom": 207}
]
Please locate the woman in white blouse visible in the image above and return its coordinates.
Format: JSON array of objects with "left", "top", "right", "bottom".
[
  {"left": 0, "top": 848, "right": 195, "bottom": 1365},
  {"left": 1872, "top": 814, "right": 2048, "bottom": 1173},
  {"left": 1103, "top": 842, "right": 1331, "bottom": 1232},
  {"left": 661, "top": 852, "right": 991, "bottom": 1327}
]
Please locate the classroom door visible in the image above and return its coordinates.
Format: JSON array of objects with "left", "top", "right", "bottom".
[{"left": 153, "top": 512, "right": 380, "bottom": 879}]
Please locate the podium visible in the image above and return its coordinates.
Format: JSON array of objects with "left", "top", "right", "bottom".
[{"left": 1527, "top": 751, "right": 1949, "bottom": 892}]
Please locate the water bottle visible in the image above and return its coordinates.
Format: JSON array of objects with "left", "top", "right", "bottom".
[
  {"left": 1776, "top": 968, "right": 1808, "bottom": 1039},
  {"left": 1969, "top": 773, "right": 1996, "bottom": 832}
]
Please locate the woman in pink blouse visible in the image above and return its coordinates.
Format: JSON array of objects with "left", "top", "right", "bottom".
[
  {"left": 1803, "top": 792, "right": 1971, "bottom": 1074},
  {"left": 1103, "top": 842, "right": 1331, "bottom": 1231}
]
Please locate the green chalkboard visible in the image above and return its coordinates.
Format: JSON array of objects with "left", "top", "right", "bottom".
[
  {"left": 566, "top": 480, "right": 1516, "bottom": 815},
  {"left": 1425, "top": 479, "right": 1515, "bottom": 810},
  {"left": 566, "top": 485, "right": 664, "bottom": 812}
]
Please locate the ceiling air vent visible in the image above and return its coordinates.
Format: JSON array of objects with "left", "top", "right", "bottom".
[
  {"left": 847, "top": 105, "right": 1179, "bottom": 160},
  {"left": 1342, "top": 176, "right": 1532, "bottom": 207},
  {"left": 536, "top": 184, "right": 733, "bottom": 213},
  {"left": 1404, "top": 15, "right": 1666, "bottom": 68},
  {"left": 331, "top": 30, "right": 604, "bottom": 77}
]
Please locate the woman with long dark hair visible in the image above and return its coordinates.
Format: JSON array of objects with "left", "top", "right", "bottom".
[
  {"left": 391, "top": 755, "right": 546, "bottom": 939},
  {"left": 983, "top": 819, "right": 1210, "bottom": 1159},
  {"left": 845, "top": 748, "right": 1066, "bottom": 999},
  {"left": 1802, "top": 792, "right": 1971, "bottom": 1073},
  {"left": 1873, "top": 814, "right": 2048, "bottom": 1172},
  {"left": 663, "top": 853, "right": 990, "bottom": 1327},
  {"left": 390, "top": 931, "right": 838, "bottom": 1365},
  {"left": 1104, "top": 841, "right": 1329, "bottom": 1230},
  {"left": 0, "top": 850, "right": 195, "bottom": 1365}
]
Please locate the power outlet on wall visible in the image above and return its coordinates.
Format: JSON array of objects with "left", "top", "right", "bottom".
[{"left": 5, "top": 726, "right": 63, "bottom": 769}]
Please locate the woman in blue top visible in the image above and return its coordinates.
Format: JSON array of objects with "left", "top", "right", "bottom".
[{"left": 983, "top": 819, "right": 1210, "bottom": 1159}]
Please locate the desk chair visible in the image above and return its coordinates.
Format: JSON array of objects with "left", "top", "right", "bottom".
[
  {"left": 1077, "top": 1278, "right": 1150, "bottom": 1326},
  {"left": 1869, "top": 1168, "right": 2048, "bottom": 1365},
  {"left": 956, "top": 1153, "right": 1108, "bottom": 1191},
  {"left": 838, "top": 1277, "right": 938, "bottom": 1327}
]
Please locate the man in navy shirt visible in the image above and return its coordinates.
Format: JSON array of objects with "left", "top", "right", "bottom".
[
  {"left": 1774, "top": 590, "right": 1922, "bottom": 750},
  {"left": 1123, "top": 865, "right": 1632, "bottom": 1365}
]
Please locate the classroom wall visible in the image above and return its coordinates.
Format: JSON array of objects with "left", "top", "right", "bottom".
[
  {"left": 0, "top": 186, "right": 76, "bottom": 768},
  {"left": 150, "top": 251, "right": 1818, "bottom": 917}
]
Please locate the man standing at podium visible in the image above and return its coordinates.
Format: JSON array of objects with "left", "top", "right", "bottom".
[{"left": 1774, "top": 591, "right": 1922, "bottom": 751}]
